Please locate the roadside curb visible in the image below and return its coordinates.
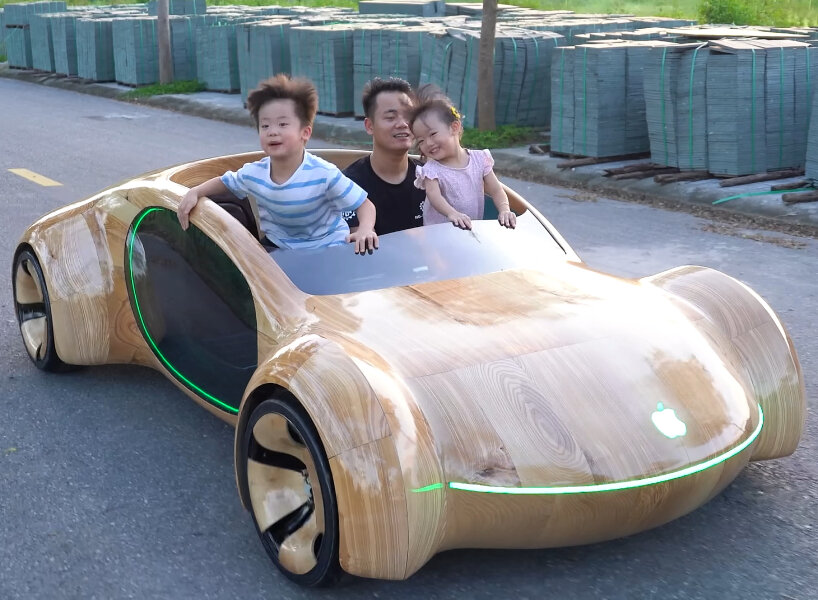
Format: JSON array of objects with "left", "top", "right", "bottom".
[{"left": 4, "top": 63, "right": 818, "bottom": 234}]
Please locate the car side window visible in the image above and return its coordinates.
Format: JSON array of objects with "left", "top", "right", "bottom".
[{"left": 125, "top": 207, "right": 257, "bottom": 415}]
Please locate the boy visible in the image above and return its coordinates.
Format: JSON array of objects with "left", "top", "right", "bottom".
[{"left": 177, "top": 74, "right": 378, "bottom": 254}]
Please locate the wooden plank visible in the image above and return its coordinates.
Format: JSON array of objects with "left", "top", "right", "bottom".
[
  {"left": 604, "top": 162, "right": 659, "bottom": 176},
  {"left": 611, "top": 167, "right": 678, "bottom": 180},
  {"left": 654, "top": 171, "right": 711, "bottom": 184},
  {"left": 718, "top": 169, "right": 804, "bottom": 188},
  {"left": 557, "top": 152, "right": 650, "bottom": 169},
  {"left": 782, "top": 191, "right": 818, "bottom": 204},
  {"left": 771, "top": 179, "right": 810, "bottom": 191}
]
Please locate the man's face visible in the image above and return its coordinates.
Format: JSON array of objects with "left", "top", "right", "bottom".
[{"left": 365, "top": 91, "right": 413, "bottom": 153}]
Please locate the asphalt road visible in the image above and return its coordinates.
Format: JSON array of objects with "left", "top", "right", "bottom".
[{"left": 1, "top": 78, "right": 816, "bottom": 600}]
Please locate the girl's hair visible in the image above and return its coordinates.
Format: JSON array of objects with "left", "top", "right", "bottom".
[
  {"left": 408, "top": 83, "right": 462, "bottom": 130},
  {"left": 247, "top": 74, "right": 318, "bottom": 128}
]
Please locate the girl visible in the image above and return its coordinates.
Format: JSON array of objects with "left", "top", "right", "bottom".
[{"left": 409, "top": 86, "right": 516, "bottom": 230}]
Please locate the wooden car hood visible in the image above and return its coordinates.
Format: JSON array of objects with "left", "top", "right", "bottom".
[{"left": 306, "top": 261, "right": 759, "bottom": 487}]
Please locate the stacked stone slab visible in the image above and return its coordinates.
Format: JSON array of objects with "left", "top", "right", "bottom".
[
  {"left": 4, "top": 1, "right": 65, "bottom": 68},
  {"left": 147, "top": 0, "right": 206, "bottom": 17},
  {"left": 644, "top": 43, "right": 710, "bottom": 170},
  {"left": 77, "top": 17, "right": 116, "bottom": 81},
  {"left": 807, "top": 81, "right": 818, "bottom": 180},
  {"left": 1, "top": 9, "right": 6, "bottom": 57},
  {"left": 169, "top": 14, "right": 223, "bottom": 82},
  {"left": 290, "top": 24, "right": 357, "bottom": 115},
  {"left": 30, "top": 12, "right": 56, "bottom": 71},
  {"left": 352, "top": 24, "right": 434, "bottom": 117},
  {"left": 550, "top": 46, "right": 577, "bottom": 154},
  {"left": 642, "top": 37, "right": 816, "bottom": 176},
  {"left": 51, "top": 12, "right": 88, "bottom": 76},
  {"left": 749, "top": 39, "right": 813, "bottom": 172},
  {"left": 113, "top": 17, "right": 159, "bottom": 86},
  {"left": 195, "top": 22, "right": 242, "bottom": 92},
  {"left": 236, "top": 19, "right": 296, "bottom": 102},
  {"left": 551, "top": 40, "right": 676, "bottom": 158},
  {"left": 420, "top": 26, "right": 562, "bottom": 128},
  {"left": 359, "top": 0, "right": 445, "bottom": 17},
  {"left": 706, "top": 40, "right": 768, "bottom": 176}
]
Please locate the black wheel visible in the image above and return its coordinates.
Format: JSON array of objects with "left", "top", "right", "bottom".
[
  {"left": 12, "top": 248, "right": 72, "bottom": 372},
  {"left": 237, "top": 395, "right": 341, "bottom": 587}
]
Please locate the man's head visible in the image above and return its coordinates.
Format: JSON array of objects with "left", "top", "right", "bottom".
[
  {"left": 361, "top": 77, "right": 414, "bottom": 154},
  {"left": 247, "top": 74, "right": 318, "bottom": 160}
]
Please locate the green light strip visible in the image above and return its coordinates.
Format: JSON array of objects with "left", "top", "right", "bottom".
[
  {"left": 127, "top": 207, "right": 239, "bottom": 414},
  {"left": 412, "top": 483, "right": 444, "bottom": 493},
  {"left": 413, "top": 405, "right": 763, "bottom": 495}
]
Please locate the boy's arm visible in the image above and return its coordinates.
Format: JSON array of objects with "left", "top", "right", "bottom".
[
  {"left": 177, "top": 176, "right": 229, "bottom": 230},
  {"left": 425, "top": 178, "right": 471, "bottom": 230},
  {"left": 484, "top": 170, "right": 516, "bottom": 229},
  {"left": 347, "top": 198, "right": 379, "bottom": 254}
]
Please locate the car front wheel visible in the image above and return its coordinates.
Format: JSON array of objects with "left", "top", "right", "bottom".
[
  {"left": 12, "top": 248, "right": 72, "bottom": 372},
  {"left": 237, "top": 395, "right": 341, "bottom": 587}
]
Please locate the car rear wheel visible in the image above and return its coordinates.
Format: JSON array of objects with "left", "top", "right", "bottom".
[
  {"left": 12, "top": 248, "right": 71, "bottom": 372},
  {"left": 238, "top": 395, "right": 341, "bottom": 587}
]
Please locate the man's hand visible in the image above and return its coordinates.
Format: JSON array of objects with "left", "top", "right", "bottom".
[
  {"left": 447, "top": 212, "right": 473, "bottom": 230},
  {"left": 497, "top": 210, "right": 516, "bottom": 229},
  {"left": 347, "top": 227, "right": 379, "bottom": 254},
  {"left": 177, "top": 189, "right": 200, "bottom": 230}
]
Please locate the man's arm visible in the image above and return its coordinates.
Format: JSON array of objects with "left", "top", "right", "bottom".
[{"left": 177, "top": 177, "right": 229, "bottom": 230}]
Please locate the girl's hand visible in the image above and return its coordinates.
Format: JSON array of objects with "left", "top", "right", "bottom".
[
  {"left": 497, "top": 210, "right": 516, "bottom": 229},
  {"left": 447, "top": 212, "right": 472, "bottom": 230}
]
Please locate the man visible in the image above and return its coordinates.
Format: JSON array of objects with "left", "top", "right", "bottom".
[{"left": 343, "top": 78, "right": 425, "bottom": 235}]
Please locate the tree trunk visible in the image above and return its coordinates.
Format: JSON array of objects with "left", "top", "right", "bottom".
[
  {"left": 157, "top": 0, "right": 173, "bottom": 84},
  {"left": 477, "top": 0, "right": 498, "bottom": 131}
]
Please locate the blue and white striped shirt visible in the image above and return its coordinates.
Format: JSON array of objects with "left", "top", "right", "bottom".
[{"left": 221, "top": 152, "right": 367, "bottom": 250}]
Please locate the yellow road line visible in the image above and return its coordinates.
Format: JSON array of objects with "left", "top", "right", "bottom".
[{"left": 9, "top": 168, "right": 62, "bottom": 187}]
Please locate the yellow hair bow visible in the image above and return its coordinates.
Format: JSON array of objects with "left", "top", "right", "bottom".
[{"left": 450, "top": 106, "right": 461, "bottom": 119}]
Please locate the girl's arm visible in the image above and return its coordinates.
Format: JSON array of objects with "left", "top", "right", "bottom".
[
  {"left": 484, "top": 170, "right": 516, "bottom": 229},
  {"left": 177, "top": 176, "right": 229, "bottom": 230},
  {"left": 425, "top": 178, "right": 472, "bottom": 230}
]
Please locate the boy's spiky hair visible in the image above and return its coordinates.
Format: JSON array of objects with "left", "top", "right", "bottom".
[
  {"left": 361, "top": 77, "right": 413, "bottom": 118},
  {"left": 246, "top": 74, "right": 318, "bottom": 128}
]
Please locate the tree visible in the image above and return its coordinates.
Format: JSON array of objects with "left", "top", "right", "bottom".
[
  {"left": 476, "top": 0, "right": 497, "bottom": 131},
  {"left": 157, "top": 0, "right": 173, "bottom": 84}
]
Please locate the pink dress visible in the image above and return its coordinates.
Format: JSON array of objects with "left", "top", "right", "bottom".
[{"left": 414, "top": 149, "right": 494, "bottom": 225}]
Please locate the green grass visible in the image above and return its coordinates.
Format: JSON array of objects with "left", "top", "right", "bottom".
[
  {"left": 462, "top": 124, "right": 543, "bottom": 148},
  {"left": 123, "top": 79, "right": 205, "bottom": 98}
]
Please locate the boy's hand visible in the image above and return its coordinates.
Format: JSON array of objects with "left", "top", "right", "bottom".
[
  {"left": 177, "top": 189, "right": 200, "bottom": 230},
  {"left": 497, "top": 210, "right": 516, "bottom": 229},
  {"left": 347, "top": 227, "right": 379, "bottom": 255},
  {"left": 447, "top": 212, "right": 472, "bottom": 230}
]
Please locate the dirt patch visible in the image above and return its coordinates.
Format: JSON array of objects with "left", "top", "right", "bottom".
[
  {"left": 557, "top": 192, "right": 599, "bottom": 203},
  {"left": 700, "top": 223, "right": 810, "bottom": 249}
]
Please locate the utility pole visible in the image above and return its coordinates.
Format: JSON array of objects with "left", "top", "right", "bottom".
[
  {"left": 477, "top": 0, "right": 497, "bottom": 131},
  {"left": 158, "top": 0, "right": 173, "bottom": 84}
]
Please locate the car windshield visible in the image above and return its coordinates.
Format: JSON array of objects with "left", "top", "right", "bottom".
[{"left": 270, "top": 212, "right": 568, "bottom": 296}]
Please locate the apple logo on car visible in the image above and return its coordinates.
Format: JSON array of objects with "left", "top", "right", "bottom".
[{"left": 651, "top": 402, "right": 687, "bottom": 439}]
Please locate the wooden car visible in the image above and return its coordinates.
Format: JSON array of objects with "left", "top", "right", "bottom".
[{"left": 12, "top": 150, "right": 805, "bottom": 587}]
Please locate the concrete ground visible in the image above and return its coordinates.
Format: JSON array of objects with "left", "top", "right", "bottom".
[{"left": 3, "top": 63, "right": 818, "bottom": 235}]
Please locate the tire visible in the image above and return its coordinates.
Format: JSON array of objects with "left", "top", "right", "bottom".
[
  {"left": 12, "top": 248, "right": 72, "bottom": 372},
  {"left": 237, "top": 395, "right": 341, "bottom": 587}
]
